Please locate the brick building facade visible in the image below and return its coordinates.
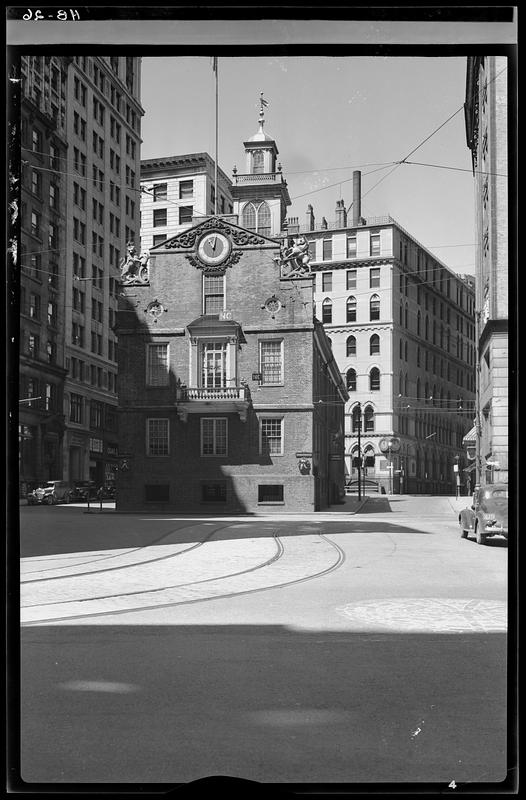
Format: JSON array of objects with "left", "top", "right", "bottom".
[{"left": 116, "top": 216, "right": 347, "bottom": 513}]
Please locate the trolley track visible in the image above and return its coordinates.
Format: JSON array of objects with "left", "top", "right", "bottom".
[{"left": 21, "top": 526, "right": 346, "bottom": 626}]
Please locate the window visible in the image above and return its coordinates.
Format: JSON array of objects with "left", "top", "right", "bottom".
[
  {"left": 203, "top": 274, "right": 225, "bottom": 314},
  {"left": 253, "top": 150, "right": 264, "bottom": 173},
  {"left": 322, "top": 299, "right": 332, "bottom": 324},
  {"left": 370, "top": 334, "right": 380, "bottom": 355},
  {"left": 347, "top": 236, "right": 357, "bottom": 258},
  {"left": 346, "top": 269, "right": 357, "bottom": 290},
  {"left": 145, "top": 484, "right": 170, "bottom": 502},
  {"left": 346, "top": 368, "right": 357, "bottom": 391},
  {"left": 364, "top": 405, "right": 375, "bottom": 432},
  {"left": 260, "top": 417, "right": 283, "bottom": 455},
  {"left": 151, "top": 183, "right": 168, "bottom": 203},
  {"left": 201, "top": 418, "right": 228, "bottom": 456},
  {"left": 322, "top": 238, "right": 332, "bottom": 260},
  {"left": 202, "top": 482, "right": 227, "bottom": 502},
  {"left": 322, "top": 272, "right": 332, "bottom": 292},
  {"left": 201, "top": 341, "right": 227, "bottom": 388},
  {"left": 27, "top": 333, "right": 39, "bottom": 359},
  {"left": 153, "top": 234, "right": 167, "bottom": 247},
  {"left": 147, "top": 418, "right": 169, "bottom": 457},
  {"left": 179, "top": 180, "right": 193, "bottom": 199},
  {"left": 90, "top": 400, "right": 103, "bottom": 429},
  {"left": 32, "top": 128, "right": 42, "bottom": 153},
  {"left": 146, "top": 343, "right": 169, "bottom": 386},
  {"left": 370, "top": 268, "right": 380, "bottom": 288},
  {"left": 153, "top": 208, "right": 167, "bottom": 227},
  {"left": 369, "top": 367, "right": 380, "bottom": 391},
  {"left": 179, "top": 206, "right": 193, "bottom": 224},
  {"left": 370, "top": 233, "right": 381, "bottom": 256},
  {"left": 352, "top": 406, "right": 361, "bottom": 432},
  {"left": 241, "top": 201, "right": 271, "bottom": 235},
  {"left": 49, "top": 184, "right": 58, "bottom": 209},
  {"left": 346, "top": 296, "right": 357, "bottom": 322},
  {"left": 346, "top": 335, "right": 356, "bottom": 357},
  {"left": 31, "top": 211, "right": 41, "bottom": 238},
  {"left": 260, "top": 340, "right": 283, "bottom": 384},
  {"left": 31, "top": 170, "right": 41, "bottom": 197},
  {"left": 70, "top": 393, "right": 83, "bottom": 423},
  {"left": 258, "top": 485, "right": 284, "bottom": 503},
  {"left": 369, "top": 294, "right": 380, "bottom": 321}
]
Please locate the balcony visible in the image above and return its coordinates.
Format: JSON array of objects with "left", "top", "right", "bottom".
[
  {"left": 232, "top": 172, "right": 285, "bottom": 186},
  {"left": 176, "top": 385, "right": 250, "bottom": 422}
]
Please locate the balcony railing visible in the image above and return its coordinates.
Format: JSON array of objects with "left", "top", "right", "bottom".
[
  {"left": 232, "top": 172, "right": 284, "bottom": 185},
  {"left": 178, "top": 386, "right": 248, "bottom": 402}
]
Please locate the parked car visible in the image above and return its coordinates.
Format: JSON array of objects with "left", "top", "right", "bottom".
[
  {"left": 459, "top": 483, "right": 508, "bottom": 545},
  {"left": 96, "top": 484, "right": 116, "bottom": 500},
  {"left": 71, "top": 480, "right": 98, "bottom": 501},
  {"left": 27, "top": 480, "right": 73, "bottom": 505}
]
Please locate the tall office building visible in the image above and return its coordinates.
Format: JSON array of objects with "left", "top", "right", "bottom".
[
  {"left": 465, "top": 55, "right": 509, "bottom": 486},
  {"left": 140, "top": 153, "right": 233, "bottom": 252},
  {"left": 19, "top": 55, "right": 143, "bottom": 492},
  {"left": 283, "top": 175, "right": 476, "bottom": 494}
]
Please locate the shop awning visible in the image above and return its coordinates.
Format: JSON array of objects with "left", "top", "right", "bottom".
[{"left": 462, "top": 426, "right": 477, "bottom": 445}]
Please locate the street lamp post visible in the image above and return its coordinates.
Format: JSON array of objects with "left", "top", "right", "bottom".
[{"left": 356, "top": 403, "right": 362, "bottom": 502}]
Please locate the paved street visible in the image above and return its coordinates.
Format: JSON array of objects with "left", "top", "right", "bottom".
[{"left": 18, "top": 495, "right": 509, "bottom": 787}]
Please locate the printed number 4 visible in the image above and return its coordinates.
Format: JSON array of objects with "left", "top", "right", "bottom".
[{"left": 449, "top": 780, "right": 457, "bottom": 789}]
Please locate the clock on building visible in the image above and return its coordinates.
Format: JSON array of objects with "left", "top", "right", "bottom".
[{"left": 197, "top": 231, "right": 232, "bottom": 266}]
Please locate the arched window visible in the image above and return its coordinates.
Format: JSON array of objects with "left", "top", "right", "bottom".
[
  {"left": 242, "top": 202, "right": 256, "bottom": 231},
  {"left": 404, "top": 304, "right": 408, "bottom": 328},
  {"left": 424, "top": 383, "right": 429, "bottom": 403},
  {"left": 257, "top": 201, "right": 271, "bottom": 236},
  {"left": 364, "top": 404, "right": 374, "bottom": 432},
  {"left": 346, "top": 335, "right": 356, "bottom": 357},
  {"left": 370, "top": 334, "right": 380, "bottom": 355},
  {"left": 369, "top": 367, "right": 380, "bottom": 391},
  {"left": 370, "top": 294, "right": 380, "bottom": 321},
  {"left": 346, "top": 296, "right": 357, "bottom": 322},
  {"left": 346, "top": 368, "right": 357, "bottom": 392},
  {"left": 417, "top": 310, "right": 421, "bottom": 336},
  {"left": 352, "top": 405, "right": 361, "bottom": 431},
  {"left": 322, "top": 298, "right": 332, "bottom": 324},
  {"left": 399, "top": 301, "right": 403, "bottom": 325},
  {"left": 425, "top": 316, "right": 429, "bottom": 340},
  {"left": 405, "top": 374, "right": 408, "bottom": 395},
  {"left": 416, "top": 377, "right": 421, "bottom": 399},
  {"left": 399, "top": 370, "right": 404, "bottom": 395},
  {"left": 253, "top": 150, "right": 264, "bottom": 174}
]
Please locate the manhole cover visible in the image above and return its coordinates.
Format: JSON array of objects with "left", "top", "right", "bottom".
[{"left": 337, "top": 598, "right": 507, "bottom": 632}]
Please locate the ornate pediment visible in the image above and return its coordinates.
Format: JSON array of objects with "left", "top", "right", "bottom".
[{"left": 161, "top": 216, "right": 279, "bottom": 251}]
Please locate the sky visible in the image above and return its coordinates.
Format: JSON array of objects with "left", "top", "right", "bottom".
[{"left": 140, "top": 56, "right": 478, "bottom": 275}]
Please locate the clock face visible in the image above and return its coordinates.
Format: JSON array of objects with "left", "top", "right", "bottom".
[{"left": 197, "top": 232, "right": 232, "bottom": 265}]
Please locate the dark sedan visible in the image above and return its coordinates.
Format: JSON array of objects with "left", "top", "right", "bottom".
[{"left": 459, "top": 483, "right": 508, "bottom": 545}]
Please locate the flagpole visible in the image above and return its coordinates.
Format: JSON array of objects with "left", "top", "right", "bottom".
[{"left": 214, "top": 57, "right": 218, "bottom": 216}]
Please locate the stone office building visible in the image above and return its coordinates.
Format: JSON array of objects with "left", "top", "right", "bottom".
[
  {"left": 116, "top": 216, "right": 348, "bottom": 513},
  {"left": 464, "top": 55, "right": 509, "bottom": 486},
  {"left": 288, "top": 173, "right": 477, "bottom": 494}
]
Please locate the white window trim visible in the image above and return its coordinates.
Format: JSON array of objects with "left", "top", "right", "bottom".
[
  {"left": 146, "top": 342, "right": 170, "bottom": 387},
  {"left": 146, "top": 417, "right": 170, "bottom": 457},
  {"left": 259, "top": 339, "right": 284, "bottom": 386},
  {"left": 259, "top": 415, "right": 284, "bottom": 456},
  {"left": 202, "top": 273, "right": 225, "bottom": 315},
  {"left": 200, "top": 417, "right": 228, "bottom": 457}
]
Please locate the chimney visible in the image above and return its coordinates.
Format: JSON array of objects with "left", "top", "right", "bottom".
[
  {"left": 352, "top": 170, "right": 362, "bottom": 226},
  {"left": 306, "top": 204, "right": 315, "bottom": 231},
  {"left": 335, "top": 199, "right": 347, "bottom": 227}
]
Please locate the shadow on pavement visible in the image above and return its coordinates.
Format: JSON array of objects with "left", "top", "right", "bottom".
[
  {"left": 18, "top": 623, "right": 508, "bottom": 786},
  {"left": 19, "top": 510, "right": 433, "bottom": 559}
]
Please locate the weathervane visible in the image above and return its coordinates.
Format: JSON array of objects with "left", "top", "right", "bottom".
[{"left": 258, "top": 91, "right": 269, "bottom": 124}]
